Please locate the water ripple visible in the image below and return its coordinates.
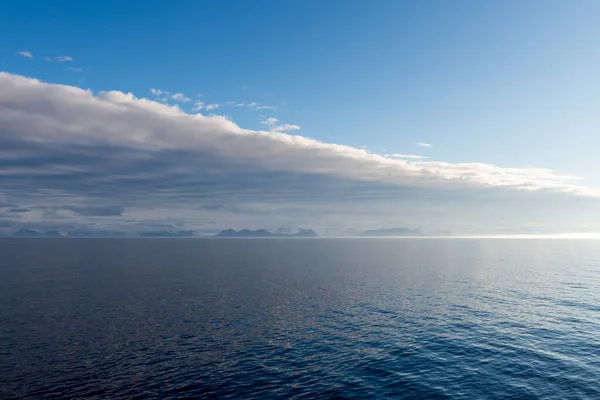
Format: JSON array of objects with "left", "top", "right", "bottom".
[{"left": 1, "top": 239, "right": 600, "bottom": 398}]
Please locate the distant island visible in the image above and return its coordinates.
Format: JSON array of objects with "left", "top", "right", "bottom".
[{"left": 214, "top": 228, "right": 318, "bottom": 238}]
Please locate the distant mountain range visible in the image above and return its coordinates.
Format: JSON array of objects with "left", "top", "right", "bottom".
[
  {"left": 7, "top": 228, "right": 319, "bottom": 238},
  {"left": 13, "top": 229, "right": 62, "bottom": 237},
  {"left": 214, "top": 229, "right": 318, "bottom": 238},
  {"left": 11, "top": 229, "right": 127, "bottom": 238},
  {"left": 7, "top": 227, "right": 447, "bottom": 238}
]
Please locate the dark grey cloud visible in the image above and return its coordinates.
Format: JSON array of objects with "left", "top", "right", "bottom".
[{"left": 60, "top": 205, "right": 124, "bottom": 217}]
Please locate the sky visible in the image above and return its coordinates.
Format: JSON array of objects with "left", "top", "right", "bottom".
[{"left": 2, "top": 0, "right": 600, "bottom": 236}]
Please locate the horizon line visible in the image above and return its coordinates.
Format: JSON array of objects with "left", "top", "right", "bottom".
[{"left": 3, "top": 234, "right": 600, "bottom": 240}]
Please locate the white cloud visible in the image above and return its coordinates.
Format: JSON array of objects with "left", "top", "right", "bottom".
[
  {"left": 386, "top": 154, "right": 429, "bottom": 160},
  {"left": 192, "top": 101, "right": 220, "bottom": 112},
  {"left": 261, "top": 117, "right": 279, "bottom": 126},
  {"left": 1, "top": 72, "right": 599, "bottom": 199},
  {"left": 67, "top": 67, "right": 82, "bottom": 73},
  {"left": 273, "top": 124, "right": 301, "bottom": 132},
  {"left": 150, "top": 88, "right": 167, "bottom": 96},
  {"left": 261, "top": 117, "right": 301, "bottom": 132},
  {"left": 414, "top": 142, "right": 432, "bottom": 148},
  {"left": 171, "top": 93, "right": 191, "bottom": 103},
  {"left": 235, "top": 101, "right": 276, "bottom": 111},
  {"left": 44, "top": 56, "right": 73, "bottom": 63},
  {"left": 150, "top": 89, "right": 195, "bottom": 105},
  {"left": 17, "top": 51, "right": 33, "bottom": 59}
]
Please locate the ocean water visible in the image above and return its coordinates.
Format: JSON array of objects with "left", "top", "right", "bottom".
[{"left": 1, "top": 239, "right": 599, "bottom": 399}]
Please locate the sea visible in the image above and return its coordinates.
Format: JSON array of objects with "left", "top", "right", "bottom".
[{"left": 1, "top": 238, "right": 599, "bottom": 399}]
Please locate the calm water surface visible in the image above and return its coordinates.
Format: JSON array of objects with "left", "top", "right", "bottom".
[{"left": 1, "top": 239, "right": 599, "bottom": 399}]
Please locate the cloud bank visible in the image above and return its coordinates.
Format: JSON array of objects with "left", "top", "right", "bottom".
[
  {"left": 1, "top": 72, "right": 599, "bottom": 234},
  {"left": 1, "top": 72, "right": 594, "bottom": 196}
]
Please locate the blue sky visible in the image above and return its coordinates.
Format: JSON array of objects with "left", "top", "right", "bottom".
[{"left": 2, "top": 1, "right": 600, "bottom": 236}]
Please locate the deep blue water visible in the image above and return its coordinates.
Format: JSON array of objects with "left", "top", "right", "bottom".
[{"left": 1, "top": 239, "right": 600, "bottom": 399}]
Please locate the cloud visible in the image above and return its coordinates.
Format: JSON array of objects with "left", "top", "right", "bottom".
[
  {"left": 235, "top": 101, "right": 276, "bottom": 111},
  {"left": 67, "top": 67, "right": 82, "bottom": 73},
  {"left": 0, "top": 72, "right": 597, "bottom": 198},
  {"left": 60, "top": 205, "right": 124, "bottom": 217},
  {"left": 385, "top": 154, "right": 429, "bottom": 160},
  {"left": 261, "top": 117, "right": 279, "bottom": 126},
  {"left": 414, "top": 142, "right": 432, "bottom": 148},
  {"left": 192, "top": 101, "right": 220, "bottom": 112},
  {"left": 8, "top": 208, "right": 31, "bottom": 213},
  {"left": 44, "top": 56, "right": 73, "bottom": 63},
  {"left": 171, "top": 93, "right": 191, "bottom": 103},
  {"left": 1, "top": 72, "right": 600, "bottom": 234},
  {"left": 17, "top": 51, "right": 33, "bottom": 59},
  {"left": 150, "top": 88, "right": 167, "bottom": 96},
  {"left": 150, "top": 89, "right": 194, "bottom": 105},
  {"left": 261, "top": 117, "right": 301, "bottom": 132}
]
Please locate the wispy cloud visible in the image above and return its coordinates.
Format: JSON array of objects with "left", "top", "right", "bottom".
[
  {"left": 385, "top": 154, "right": 429, "bottom": 160},
  {"left": 150, "top": 89, "right": 193, "bottom": 104},
  {"left": 171, "top": 93, "right": 191, "bottom": 103},
  {"left": 150, "top": 88, "right": 167, "bottom": 96},
  {"left": 192, "top": 101, "right": 220, "bottom": 112},
  {"left": 414, "top": 142, "right": 432, "bottom": 148},
  {"left": 43, "top": 55, "right": 73, "bottom": 63},
  {"left": 235, "top": 101, "right": 276, "bottom": 111},
  {"left": 16, "top": 51, "right": 33, "bottom": 59},
  {"left": 261, "top": 117, "right": 301, "bottom": 132},
  {"left": 67, "top": 67, "right": 82, "bottom": 73},
  {"left": 261, "top": 117, "right": 279, "bottom": 126}
]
